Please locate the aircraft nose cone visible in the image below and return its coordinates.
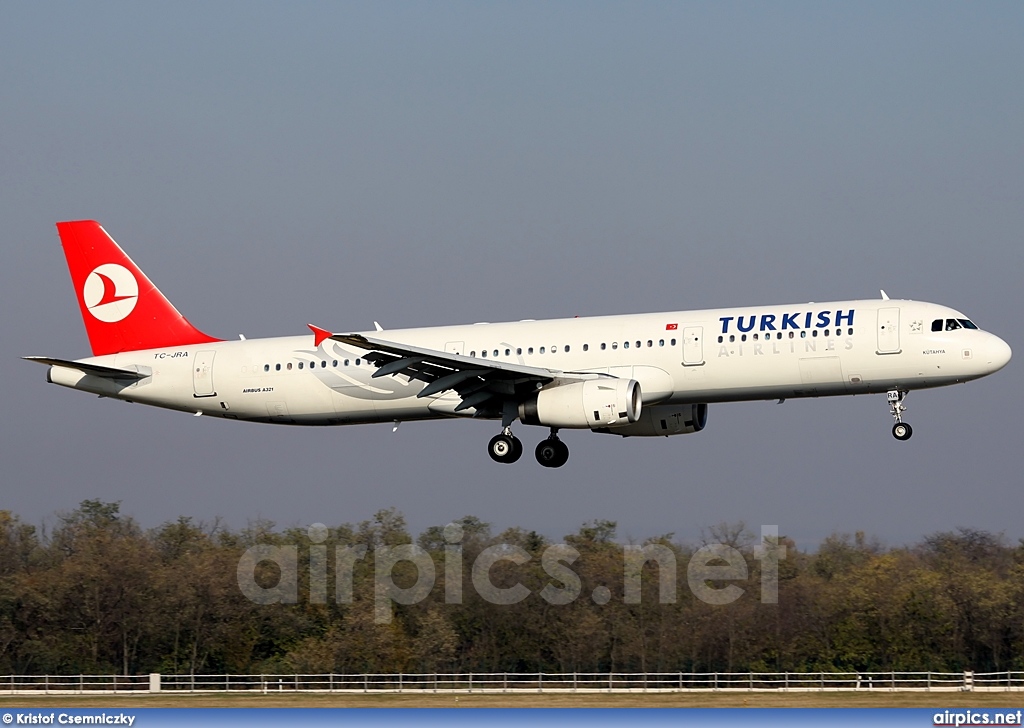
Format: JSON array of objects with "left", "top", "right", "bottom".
[{"left": 986, "top": 335, "right": 1012, "bottom": 373}]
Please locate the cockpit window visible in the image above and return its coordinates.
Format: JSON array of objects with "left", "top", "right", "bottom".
[{"left": 936, "top": 318, "right": 978, "bottom": 332}]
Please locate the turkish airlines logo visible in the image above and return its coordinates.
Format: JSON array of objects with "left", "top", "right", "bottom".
[{"left": 83, "top": 264, "right": 139, "bottom": 323}]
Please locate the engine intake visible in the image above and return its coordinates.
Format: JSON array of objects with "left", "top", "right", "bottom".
[{"left": 520, "top": 378, "right": 642, "bottom": 429}]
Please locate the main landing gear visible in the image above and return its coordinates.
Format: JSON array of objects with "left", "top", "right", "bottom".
[
  {"left": 487, "top": 427, "right": 569, "bottom": 467},
  {"left": 887, "top": 390, "right": 913, "bottom": 441},
  {"left": 488, "top": 429, "right": 524, "bottom": 464},
  {"left": 535, "top": 429, "right": 569, "bottom": 469}
]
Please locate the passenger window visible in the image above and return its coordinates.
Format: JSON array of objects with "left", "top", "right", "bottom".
[
  {"left": 275, "top": 364, "right": 281, "bottom": 371},
  {"left": 583, "top": 344, "right": 589, "bottom": 352},
  {"left": 355, "top": 359, "right": 361, "bottom": 366},
  {"left": 788, "top": 332, "right": 794, "bottom": 339},
  {"left": 516, "top": 348, "right": 522, "bottom": 355},
  {"left": 493, "top": 349, "right": 499, "bottom": 357},
  {"left": 612, "top": 342, "right": 618, "bottom": 350},
  {"left": 670, "top": 339, "right": 676, "bottom": 346},
  {"left": 470, "top": 351, "right": 475, "bottom": 357},
  {"left": 741, "top": 334, "right": 747, "bottom": 342},
  {"left": 344, "top": 359, "right": 350, "bottom": 366},
  {"left": 600, "top": 343, "right": 607, "bottom": 350},
  {"left": 332, "top": 360, "right": 338, "bottom": 367},
  {"left": 636, "top": 341, "right": 641, "bottom": 349},
  {"left": 528, "top": 347, "right": 534, "bottom": 354},
  {"left": 481, "top": 350, "right": 487, "bottom": 358},
  {"left": 729, "top": 335, "right": 735, "bottom": 343},
  {"left": 321, "top": 360, "right": 327, "bottom": 368},
  {"left": 660, "top": 339, "right": 665, "bottom": 346},
  {"left": 931, "top": 319, "right": 943, "bottom": 332},
  {"left": 812, "top": 330, "right": 818, "bottom": 338},
  {"left": 264, "top": 364, "right": 270, "bottom": 372},
  {"left": 847, "top": 328, "right": 853, "bottom": 336},
  {"left": 800, "top": 331, "right": 807, "bottom": 339},
  {"left": 287, "top": 363, "right": 293, "bottom": 370},
  {"left": 505, "top": 349, "right": 511, "bottom": 356},
  {"left": 298, "top": 362, "right": 304, "bottom": 369},
  {"left": 539, "top": 347, "right": 545, "bottom": 354},
  {"left": 752, "top": 333, "right": 758, "bottom": 341},
  {"left": 564, "top": 345, "right": 570, "bottom": 352},
  {"left": 647, "top": 340, "right": 653, "bottom": 347},
  {"left": 624, "top": 341, "right": 629, "bottom": 349}
]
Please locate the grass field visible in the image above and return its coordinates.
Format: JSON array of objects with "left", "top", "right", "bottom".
[{"left": 1, "top": 692, "right": 1023, "bottom": 708}]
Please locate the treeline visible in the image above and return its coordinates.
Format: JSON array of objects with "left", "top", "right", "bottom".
[{"left": 0, "top": 501, "right": 1022, "bottom": 675}]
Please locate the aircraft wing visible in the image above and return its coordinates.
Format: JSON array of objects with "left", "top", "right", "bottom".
[
  {"left": 317, "top": 327, "right": 564, "bottom": 416},
  {"left": 23, "top": 356, "right": 149, "bottom": 381}
]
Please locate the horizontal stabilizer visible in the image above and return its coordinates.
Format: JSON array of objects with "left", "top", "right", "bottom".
[{"left": 23, "top": 356, "right": 148, "bottom": 380}]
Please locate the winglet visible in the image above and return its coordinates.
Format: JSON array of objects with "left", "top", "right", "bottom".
[
  {"left": 308, "top": 324, "right": 332, "bottom": 348},
  {"left": 880, "top": 289, "right": 890, "bottom": 300}
]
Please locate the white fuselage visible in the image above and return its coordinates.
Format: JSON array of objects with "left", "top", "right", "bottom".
[{"left": 49, "top": 298, "right": 1010, "bottom": 429}]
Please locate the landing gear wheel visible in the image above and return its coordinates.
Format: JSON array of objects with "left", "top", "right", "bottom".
[
  {"left": 510, "top": 435, "right": 524, "bottom": 462},
  {"left": 886, "top": 390, "right": 912, "bottom": 442},
  {"left": 488, "top": 433, "right": 523, "bottom": 463},
  {"left": 892, "top": 422, "right": 913, "bottom": 441},
  {"left": 535, "top": 437, "right": 569, "bottom": 468}
]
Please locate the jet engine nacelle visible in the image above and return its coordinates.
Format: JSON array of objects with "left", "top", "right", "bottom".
[
  {"left": 595, "top": 403, "right": 708, "bottom": 437},
  {"left": 520, "top": 378, "right": 642, "bottom": 429}
]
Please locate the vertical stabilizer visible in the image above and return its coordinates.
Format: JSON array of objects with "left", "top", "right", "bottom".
[{"left": 56, "top": 220, "right": 221, "bottom": 356}]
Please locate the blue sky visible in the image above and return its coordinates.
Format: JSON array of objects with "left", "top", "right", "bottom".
[{"left": 2, "top": 2, "right": 1022, "bottom": 548}]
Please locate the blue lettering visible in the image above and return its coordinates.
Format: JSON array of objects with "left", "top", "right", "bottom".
[
  {"left": 737, "top": 315, "right": 756, "bottom": 333},
  {"left": 781, "top": 312, "right": 800, "bottom": 330},
  {"left": 816, "top": 311, "right": 831, "bottom": 328},
  {"left": 760, "top": 314, "right": 777, "bottom": 331},
  {"left": 804, "top": 312, "right": 813, "bottom": 329},
  {"left": 719, "top": 316, "right": 734, "bottom": 334},
  {"left": 835, "top": 309, "right": 855, "bottom": 327}
]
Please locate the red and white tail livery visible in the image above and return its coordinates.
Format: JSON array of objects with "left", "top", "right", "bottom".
[
  {"left": 57, "top": 220, "right": 220, "bottom": 356},
  {"left": 28, "top": 221, "right": 1011, "bottom": 467}
]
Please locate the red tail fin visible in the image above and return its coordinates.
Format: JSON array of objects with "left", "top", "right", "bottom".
[{"left": 56, "top": 220, "right": 221, "bottom": 356}]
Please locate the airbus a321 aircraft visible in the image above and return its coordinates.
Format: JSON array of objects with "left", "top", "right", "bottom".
[{"left": 27, "top": 221, "right": 1012, "bottom": 468}]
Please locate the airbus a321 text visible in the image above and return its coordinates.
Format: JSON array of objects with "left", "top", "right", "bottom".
[{"left": 27, "top": 221, "right": 1011, "bottom": 468}]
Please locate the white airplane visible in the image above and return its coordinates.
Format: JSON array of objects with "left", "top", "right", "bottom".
[{"left": 27, "top": 221, "right": 1011, "bottom": 468}]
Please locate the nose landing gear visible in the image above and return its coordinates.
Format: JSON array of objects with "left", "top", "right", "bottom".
[{"left": 887, "top": 390, "right": 913, "bottom": 441}]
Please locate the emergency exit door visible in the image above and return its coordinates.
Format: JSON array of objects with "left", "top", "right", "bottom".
[{"left": 682, "top": 326, "right": 704, "bottom": 366}]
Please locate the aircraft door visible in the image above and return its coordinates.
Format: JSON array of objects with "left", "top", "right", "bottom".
[
  {"left": 193, "top": 350, "right": 217, "bottom": 397},
  {"left": 682, "top": 326, "right": 704, "bottom": 366},
  {"left": 876, "top": 308, "right": 901, "bottom": 354}
]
